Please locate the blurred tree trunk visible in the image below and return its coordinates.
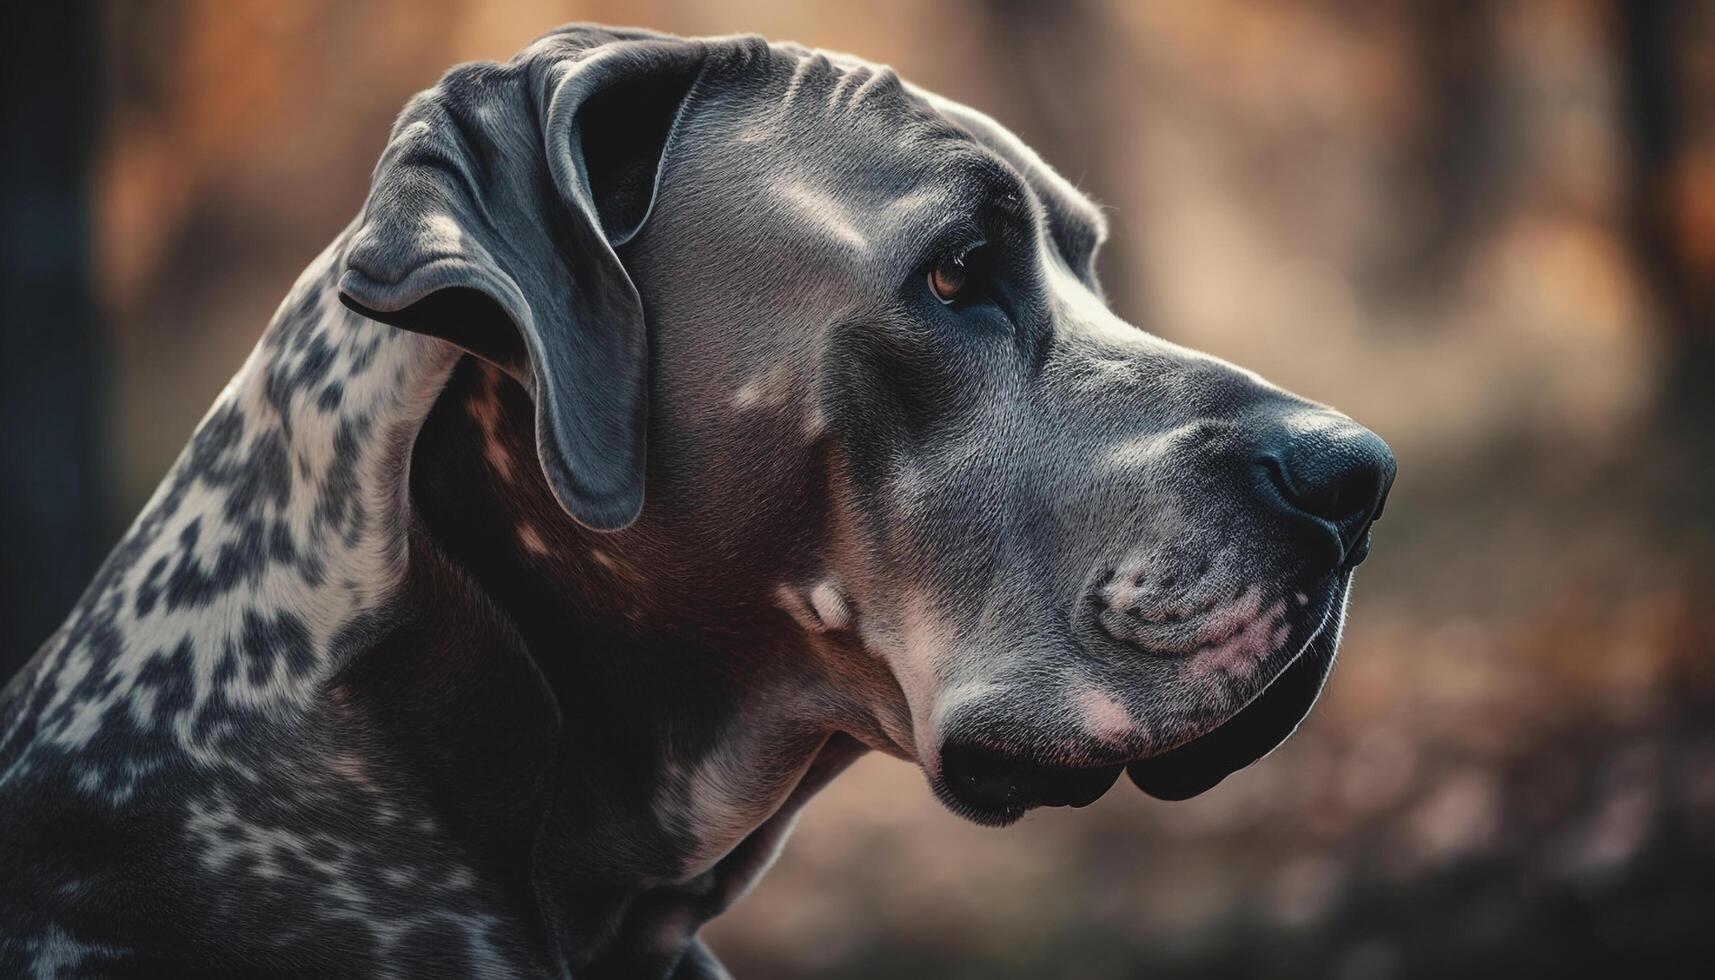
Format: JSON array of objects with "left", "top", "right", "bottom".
[
  {"left": 974, "top": 0, "right": 1148, "bottom": 328},
  {"left": 1616, "top": 1, "right": 1715, "bottom": 489},
  {"left": 0, "top": 2, "right": 104, "bottom": 680},
  {"left": 1383, "top": 1, "right": 1503, "bottom": 310}
]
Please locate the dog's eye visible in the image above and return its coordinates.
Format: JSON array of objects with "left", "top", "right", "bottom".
[{"left": 928, "top": 243, "right": 988, "bottom": 305}]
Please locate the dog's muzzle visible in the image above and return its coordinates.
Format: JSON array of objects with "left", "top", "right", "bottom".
[
  {"left": 1123, "top": 618, "right": 1342, "bottom": 800},
  {"left": 938, "top": 416, "right": 1392, "bottom": 820},
  {"left": 938, "top": 605, "right": 1344, "bottom": 821}
]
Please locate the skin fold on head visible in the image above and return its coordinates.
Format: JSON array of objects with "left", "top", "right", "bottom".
[
  {"left": 347, "top": 27, "right": 1395, "bottom": 836},
  {"left": 0, "top": 24, "right": 1396, "bottom": 978}
]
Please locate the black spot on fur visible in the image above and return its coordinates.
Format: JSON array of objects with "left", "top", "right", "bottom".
[
  {"left": 224, "top": 430, "right": 292, "bottom": 521},
  {"left": 134, "top": 639, "right": 196, "bottom": 728},
  {"left": 133, "top": 555, "right": 170, "bottom": 616},
  {"left": 264, "top": 331, "right": 338, "bottom": 436},
  {"left": 232, "top": 609, "right": 316, "bottom": 686},
  {"left": 312, "top": 416, "right": 371, "bottom": 545}
]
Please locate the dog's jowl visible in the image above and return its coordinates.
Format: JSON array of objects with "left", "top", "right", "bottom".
[{"left": 0, "top": 25, "right": 1394, "bottom": 978}]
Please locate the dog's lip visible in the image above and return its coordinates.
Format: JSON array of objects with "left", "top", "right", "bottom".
[
  {"left": 1090, "top": 593, "right": 1246, "bottom": 656},
  {"left": 1126, "top": 585, "right": 1344, "bottom": 800},
  {"left": 939, "top": 740, "right": 1135, "bottom": 776},
  {"left": 935, "top": 573, "right": 1345, "bottom": 821},
  {"left": 1089, "top": 570, "right": 1335, "bottom": 660},
  {"left": 933, "top": 743, "right": 1129, "bottom": 825}
]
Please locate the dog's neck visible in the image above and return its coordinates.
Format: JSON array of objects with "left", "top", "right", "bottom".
[
  {"left": 400, "top": 350, "right": 871, "bottom": 964},
  {"left": 366, "top": 291, "right": 877, "bottom": 970},
  {"left": 14, "top": 242, "right": 459, "bottom": 771},
  {"left": 11, "top": 240, "right": 864, "bottom": 972}
]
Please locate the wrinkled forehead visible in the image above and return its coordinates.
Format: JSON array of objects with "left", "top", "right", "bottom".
[{"left": 668, "top": 42, "right": 1106, "bottom": 276}]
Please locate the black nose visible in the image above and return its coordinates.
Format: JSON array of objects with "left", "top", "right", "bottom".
[{"left": 1259, "top": 419, "right": 1395, "bottom": 569}]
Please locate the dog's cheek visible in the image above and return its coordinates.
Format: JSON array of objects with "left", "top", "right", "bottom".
[
  {"left": 817, "top": 313, "right": 1006, "bottom": 457},
  {"left": 816, "top": 320, "right": 930, "bottom": 471}
]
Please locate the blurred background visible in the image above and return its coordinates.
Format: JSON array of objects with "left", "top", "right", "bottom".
[{"left": 3, "top": 1, "right": 1713, "bottom": 976}]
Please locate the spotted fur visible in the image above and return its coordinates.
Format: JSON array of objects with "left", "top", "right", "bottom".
[{"left": 0, "top": 24, "right": 1391, "bottom": 978}]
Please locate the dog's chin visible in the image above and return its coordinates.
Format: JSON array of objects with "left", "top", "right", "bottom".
[
  {"left": 930, "top": 744, "right": 1128, "bottom": 827},
  {"left": 931, "top": 575, "right": 1348, "bottom": 824},
  {"left": 1126, "top": 578, "right": 1345, "bottom": 801}
]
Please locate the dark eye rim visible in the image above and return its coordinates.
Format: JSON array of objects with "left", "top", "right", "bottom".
[{"left": 926, "top": 239, "right": 991, "bottom": 306}]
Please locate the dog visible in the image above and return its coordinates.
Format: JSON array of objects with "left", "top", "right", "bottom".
[{"left": 0, "top": 24, "right": 1395, "bottom": 978}]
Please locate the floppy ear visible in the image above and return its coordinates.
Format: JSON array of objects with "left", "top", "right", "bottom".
[{"left": 337, "top": 33, "right": 721, "bottom": 531}]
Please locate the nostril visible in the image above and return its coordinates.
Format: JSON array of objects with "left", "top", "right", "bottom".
[
  {"left": 1294, "top": 459, "right": 1383, "bottom": 527},
  {"left": 1261, "top": 423, "right": 1396, "bottom": 563}
]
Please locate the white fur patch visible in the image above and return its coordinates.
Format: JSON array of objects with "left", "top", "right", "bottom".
[
  {"left": 774, "top": 579, "right": 852, "bottom": 634},
  {"left": 1077, "top": 688, "right": 1136, "bottom": 741},
  {"left": 517, "top": 522, "right": 550, "bottom": 557},
  {"left": 807, "top": 581, "right": 851, "bottom": 631},
  {"left": 729, "top": 366, "right": 793, "bottom": 412},
  {"left": 864, "top": 591, "right": 955, "bottom": 762},
  {"left": 417, "top": 213, "right": 463, "bottom": 253},
  {"left": 779, "top": 181, "right": 870, "bottom": 253}
]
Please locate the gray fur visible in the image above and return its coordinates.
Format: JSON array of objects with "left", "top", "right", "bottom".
[{"left": 0, "top": 25, "right": 1391, "bottom": 978}]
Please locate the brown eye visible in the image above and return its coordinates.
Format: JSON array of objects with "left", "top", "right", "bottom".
[{"left": 928, "top": 250, "right": 971, "bottom": 304}]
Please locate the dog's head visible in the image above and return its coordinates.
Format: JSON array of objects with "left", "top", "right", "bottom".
[{"left": 340, "top": 27, "right": 1394, "bottom": 825}]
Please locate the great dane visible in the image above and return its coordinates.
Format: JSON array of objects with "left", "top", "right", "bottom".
[{"left": 0, "top": 25, "right": 1395, "bottom": 978}]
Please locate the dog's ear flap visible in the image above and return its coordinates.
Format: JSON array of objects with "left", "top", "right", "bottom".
[{"left": 338, "top": 36, "right": 719, "bottom": 531}]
